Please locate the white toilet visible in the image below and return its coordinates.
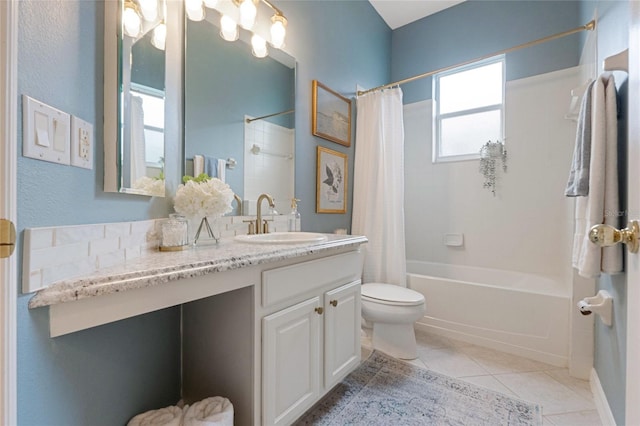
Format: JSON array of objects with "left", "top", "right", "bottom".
[{"left": 361, "top": 283, "right": 426, "bottom": 360}]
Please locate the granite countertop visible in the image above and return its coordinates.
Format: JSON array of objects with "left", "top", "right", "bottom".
[{"left": 29, "top": 234, "right": 367, "bottom": 309}]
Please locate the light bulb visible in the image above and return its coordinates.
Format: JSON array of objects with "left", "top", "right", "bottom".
[
  {"left": 123, "top": 5, "right": 142, "bottom": 37},
  {"left": 151, "top": 22, "right": 166, "bottom": 50},
  {"left": 220, "top": 15, "right": 239, "bottom": 41},
  {"left": 185, "top": 0, "right": 205, "bottom": 21},
  {"left": 203, "top": 0, "right": 218, "bottom": 8},
  {"left": 251, "top": 34, "right": 268, "bottom": 58},
  {"left": 238, "top": 0, "right": 257, "bottom": 30},
  {"left": 270, "top": 15, "right": 287, "bottom": 49},
  {"left": 139, "top": 0, "right": 158, "bottom": 21}
]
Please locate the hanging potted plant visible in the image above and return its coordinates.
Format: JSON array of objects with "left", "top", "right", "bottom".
[{"left": 479, "top": 140, "right": 507, "bottom": 196}]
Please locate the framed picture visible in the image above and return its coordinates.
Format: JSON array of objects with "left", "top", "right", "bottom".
[
  {"left": 316, "top": 146, "right": 347, "bottom": 214},
  {"left": 312, "top": 80, "right": 352, "bottom": 147}
]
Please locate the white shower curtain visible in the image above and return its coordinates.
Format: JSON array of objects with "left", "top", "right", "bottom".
[
  {"left": 130, "top": 95, "right": 147, "bottom": 183},
  {"left": 352, "top": 87, "right": 406, "bottom": 287}
]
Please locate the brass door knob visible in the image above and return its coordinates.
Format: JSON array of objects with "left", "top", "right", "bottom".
[
  {"left": 329, "top": 300, "right": 338, "bottom": 307},
  {"left": 589, "top": 221, "right": 639, "bottom": 253},
  {"left": 314, "top": 307, "right": 324, "bottom": 315}
]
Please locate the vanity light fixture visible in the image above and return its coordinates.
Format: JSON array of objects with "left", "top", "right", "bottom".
[
  {"left": 238, "top": 0, "right": 258, "bottom": 30},
  {"left": 151, "top": 21, "right": 167, "bottom": 50},
  {"left": 185, "top": 0, "right": 205, "bottom": 22},
  {"left": 270, "top": 14, "right": 286, "bottom": 49},
  {"left": 220, "top": 15, "right": 239, "bottom": 41},
  {"left": 123, "top": 0, "right": 142, "bottom": 37},
  {"left": 251, "top": 33, "right": 268, "bottom": 58},
  {"left": 193, "top": 0, "right": 288, "bottom": 58}
]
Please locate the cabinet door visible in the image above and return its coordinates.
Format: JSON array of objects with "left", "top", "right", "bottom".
[
  {"left": 324, "top": 280, "right": 361, "bottom": 389},
  {"left": 263, "top": 297, "right": 322, "bottom": 426}
]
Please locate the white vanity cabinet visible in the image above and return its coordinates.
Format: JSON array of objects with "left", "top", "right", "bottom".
[
  {"left": 260, "top": 251, "right": 363, "bottom": 426},
  {"left": 29, "top": 225, "right": 366, "bottom": 426}
]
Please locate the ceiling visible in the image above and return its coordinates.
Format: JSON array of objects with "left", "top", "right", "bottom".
[{"left": 369, "top": 0, "right": 466, "bottom": 30}]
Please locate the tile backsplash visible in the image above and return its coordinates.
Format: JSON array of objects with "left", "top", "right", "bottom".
[{"left": 23, "top": 214, "right": 294, "bottom": 294}]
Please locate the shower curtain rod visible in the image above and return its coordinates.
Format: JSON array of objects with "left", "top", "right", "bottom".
[
  {"left": 245, "top": 109, "right": 294, "bottom": 123},
  {"left": 357, "top": 20, "right": 596, "bottom": 97}
]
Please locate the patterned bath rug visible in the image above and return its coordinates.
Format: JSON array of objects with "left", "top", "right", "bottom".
[{"left": 295, "top": 350, "right": 541, "bottom": 426}]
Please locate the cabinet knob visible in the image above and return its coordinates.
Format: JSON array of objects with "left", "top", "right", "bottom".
[
  {"left": 329, "top": 300, "right": 338, "bottom": 307},
  {"left": 314, "top": 307, "right": 324, "bottom": 315}
]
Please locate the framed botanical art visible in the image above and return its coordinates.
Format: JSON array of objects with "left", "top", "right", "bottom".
[
  {"left": 316, "top": 146, "right": 347, "bottom": 214},
  {"left": 312, "top": 80, "right": 352, "bottom": 147}
]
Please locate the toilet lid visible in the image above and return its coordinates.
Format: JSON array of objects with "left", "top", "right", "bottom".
[{"left": 361, "top": 283, "right": 425, "bottom": 306}]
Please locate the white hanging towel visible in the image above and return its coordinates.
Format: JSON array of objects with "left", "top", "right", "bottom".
[
  {"left": 572, "top": 73, "right": 623, "bottom": 278},
  {"left": 182, "top": 397, "right": 234, "bottom": 426},
  {"left": 127, "top": 405, "right": 183, "bottom": 426},
  {"left": 217, "top": 159, "right": 226, "bottom": 183},
  {"left": 193, "top": 155, "right": 204, "bottom": 176}
]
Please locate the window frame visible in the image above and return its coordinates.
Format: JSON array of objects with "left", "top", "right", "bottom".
[{"left": 432, "top": 55, "right": 505, "bottom": 163}]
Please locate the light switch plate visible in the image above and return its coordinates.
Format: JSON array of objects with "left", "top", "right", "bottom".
[
  {"left": 22, "top": 95, "right": 71, "bottom": 165},
  {"left": 71, "top": 116, "right": 94, "bottom": 170}
]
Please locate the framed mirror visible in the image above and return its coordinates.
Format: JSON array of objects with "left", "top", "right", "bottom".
[
  {"left": 184, "top": 14, "right": 296, "bottom": 215},
  {"left": 104, "top": 0, "right": 169, "bottom": 197}
]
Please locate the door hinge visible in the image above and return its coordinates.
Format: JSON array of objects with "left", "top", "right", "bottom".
[{"left": 0, "top": 219, "right": 16, "bottom": 259}]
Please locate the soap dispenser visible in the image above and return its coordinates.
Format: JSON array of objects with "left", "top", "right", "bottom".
[{"left": 289, "top": 198, "right": 301, "bottom": 231}]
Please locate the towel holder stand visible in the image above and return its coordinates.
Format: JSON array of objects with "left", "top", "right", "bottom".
[{"left": 603, "top": 49, "right": 628, "bottom": 72}]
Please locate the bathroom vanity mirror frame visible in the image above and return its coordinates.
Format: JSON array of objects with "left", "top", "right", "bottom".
[
  {"left": 104, "top": 0, "right": 178, "bottom": 197},
  {"left": 184, "top": 14, "right": 297, "bottom": 215}
]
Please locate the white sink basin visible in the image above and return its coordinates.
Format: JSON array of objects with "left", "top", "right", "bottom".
[{"left": 234, "top": 232, "right": 328, "bottom": 244}]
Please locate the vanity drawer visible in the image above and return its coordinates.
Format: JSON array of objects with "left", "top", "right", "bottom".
[{"left": 262, "top": 251, "right": 362, "bottom": 308}]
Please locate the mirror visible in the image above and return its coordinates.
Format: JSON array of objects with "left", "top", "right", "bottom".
[
  {"left": 184, "top": 14, "right": 296, "bottom": 215},
  {"left": 104, "top": 0, "right": 167, "bottom": 197}
]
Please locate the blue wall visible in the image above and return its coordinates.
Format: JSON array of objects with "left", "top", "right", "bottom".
[
  {"left": 579, "top": 2, "right": 629, "bottom": 424},
  {"left": 391, "top": 0, "right": 582, "bottom": 104},
  {"left": 282, "top": 0, "right": 391, "bottom": 233},
  {"left": 185, "top": 19, "right": 295, "bottom": 197},
  {"left": 16, "top": 0, "right": 390, "bottom": 424},
  {"left": 17, "top": 1, "right": 181, "bottom": 424},
  {"left": 131, "top": 32, "right": 166, "bottom": 91}
]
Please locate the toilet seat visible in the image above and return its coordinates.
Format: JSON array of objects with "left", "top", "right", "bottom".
[{"left": 361, "top": 283, "right": 425, "bottom": 307}]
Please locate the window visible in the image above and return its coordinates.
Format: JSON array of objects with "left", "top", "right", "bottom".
[
  {"left": 130, "top": 83, "right": 165, "bottom": 168},
  {"left": 433, "top": 55, "right": 505, "bottom": 162}
]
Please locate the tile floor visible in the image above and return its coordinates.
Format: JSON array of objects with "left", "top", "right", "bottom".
[{"left": 362, "top": 330, "right": 602, "bottom": 426}]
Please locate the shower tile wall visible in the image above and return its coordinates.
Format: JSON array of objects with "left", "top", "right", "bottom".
[
  {"left": 404, "top": 66, "right": 579, "bottom": 293},
  {"left": 244, "top": 119, "right": 295, "bottom": 215}
]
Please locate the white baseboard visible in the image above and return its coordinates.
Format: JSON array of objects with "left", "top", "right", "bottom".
[
  {"left": 414, "top": 322, "right": 567, "bottom": 367},
  {"left": 590, "top": 368, "right": 617, "bottom": 426}
]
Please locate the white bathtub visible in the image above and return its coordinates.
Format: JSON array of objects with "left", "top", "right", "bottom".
[{"left": 407, "top": 261, "right": 570, "bottom": 367}]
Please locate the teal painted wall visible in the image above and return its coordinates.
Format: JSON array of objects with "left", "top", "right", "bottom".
[
  {"left": 391, "top": 0, "right": 583, "bottom": 104},
  {"left": 16, "top": 0, "right": 391, "bottom": 424},
  {"left": 579, "top": 2, "right": 629, "bottom": 424}
]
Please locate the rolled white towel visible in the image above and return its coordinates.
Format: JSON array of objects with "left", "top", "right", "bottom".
[
  {"left": 127, "top": 405, "right": 183, "bottom": 426},
  {"left": 182, "top": 397, "right": 234, "bottom": 426}
]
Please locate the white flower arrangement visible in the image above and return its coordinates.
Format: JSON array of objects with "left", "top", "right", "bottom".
[
  {"left": 173, "top": 174, "right": 234, "bottom": 218},
  {"left": 131, "top": 176, "right": 165, "bottom": 197}
]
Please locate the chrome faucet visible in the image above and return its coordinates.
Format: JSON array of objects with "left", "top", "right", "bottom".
[
  {"left": 256, "top": 193, "right": 275, "bottom": 234},
  {"left": 233, "top": 193, "right": 243, "bottom": 216}
]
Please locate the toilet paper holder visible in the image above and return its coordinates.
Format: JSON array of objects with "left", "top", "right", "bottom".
[{"left": 577, "top": 290, "right": 613, "bottom": 326}]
